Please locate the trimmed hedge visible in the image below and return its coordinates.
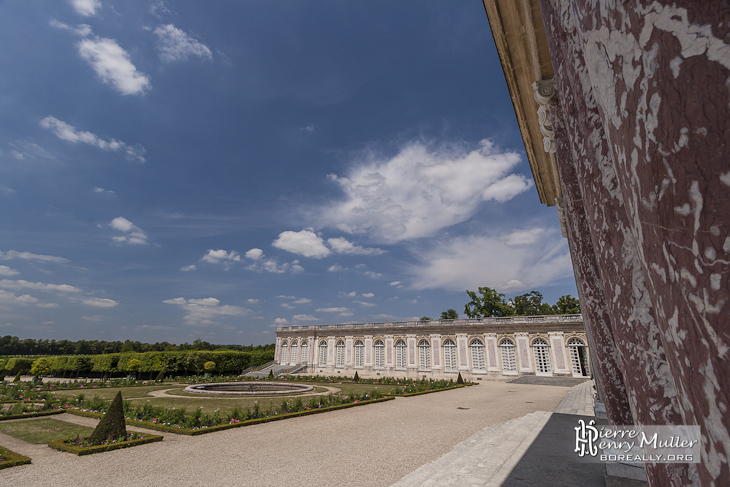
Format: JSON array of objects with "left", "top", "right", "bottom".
[
  {"left": 0, "top": 445, "right": 31, "bottom": 469},
  {"left": 48, "top": 432, "right": 163, "bottom": 456},
  {"left": 0, "top": 409, "right": 65, "bottom": 422},
  {"left": 66, "top": 396, "right": 394, "bottom": 436},
  {"left": 394, "top": 385, "right": 466, "bottom": 397},
  {"left": 9, "top": 350, "right": 274, "bottom": 377}
]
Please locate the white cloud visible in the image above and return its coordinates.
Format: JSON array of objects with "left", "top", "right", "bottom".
[
  {"left": 0, "top": 250, "right": 68, "bottom": 264},
  {"left": 273, "top": 230, "right": 331, "bottom": 258},
  {"left": 362, "top": 292, "right": 374, "bottom": 298},
  {"left": 273, "top": 318, "right": 288, "bottom": 324},
  {"left": 0, "top": 266, "right": 19, "bottom": 277},
  {"left": 162, "top": 296, "right": 250, "bottom": 325},
  {"left": 408, "top": 229, "right": 573, "bottom": 292},
  {"left": 180, "top": 264, "right": 197, "bottom": 272},
  {"left": 501, "top": 228, "right": 547, "bottom": 246},
  {"left": 40, "top": 116, "right": 146, "bottom": 162},
  {"left": 77, "top": 36, "right": 150, "bottom": 95},
  {"left": 364, "top": 271, "right": 382, "bottom": 279},
  {"left": 339, "top": 291, "right": 357, "bottom": 298},
  {"left": 93, "top": 187, "right": 115, "bottom": 195},
  {"left": 294, "top": 298, "right": 311, "bottom": 304},
  {"left": 242, "top": 249, "right": 302, "bottom": 274},
  {"left": 82, "top": 315, "right": 104, "bottom": 322},
  {"left": 389, "top": 281, "right": 402, "bottom": 286},
  {"left": 0, "top": 279, "right": 82, "bottom": 293},
  {"left": 354, "top": 300, "right": 376, "bottom": 307},
  {"left": 36, "top": 303, "right": 60, "bottom": 308},
  {"left": 153, "top": 24, "right": 212, "bottom": 63},
  {"left": 321, "top": 140, "right": 531, "bottom": 243},
  {"left": 0, "top": 290, "right": 40, "bottom": 306},
  {"left": 82, "top": 297, "right": 118, "bottom": 307},
  {"left": 328, "top": 264, "right": 344, "bottom": 272},
  {"left": 69, "top": 0, "right": 101, "bottom": 17},
  {"left": 293, "top": 314, "right": 319, "bottom": 322},
  {"left": 316, "top": 307, "right": 349, "bottom": 313},
  {"left": 49, "top": 19, "right": 92, "bottom": 36},
  {"left": 326, "top": 237, "right": 384, "bottom": 256},
  {"left": 247, "top": 298, "right": 259, "bottom": 304},
  {"left": 202, "top": 249, "right": 241, "bottom": 265},
  {"left": 110, "top": 217, "right": 148, "bottom": 245},
  {"left": 281, "top": 303, "right": 295, "bottom": 309},
  {"left": 245, "top": 248, "right": 264, "bottom": 260}
]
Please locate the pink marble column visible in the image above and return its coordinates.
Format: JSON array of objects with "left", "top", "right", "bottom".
[{"left": 538, "top": 0, "right": 730, "bottom": 484}]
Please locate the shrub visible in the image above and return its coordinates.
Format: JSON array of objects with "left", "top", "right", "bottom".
[
  {"left": 12, "top": 372, "right": 21, "bottom": 383},
  {"left": 354, "top": 371, "right": 360, "bottom": 382},
  {"left": 267, "top": 369, "right": 274, "bottom": 379},
  {"left": 155, "top": 369, "right": 165, "bottom": 382},
  {"left": 88, "top": 391, "right": 126, "bottom": 445},
  {"left": 204, "top": 361, "right": 216, "bottom": 372},
  {"left": 456, "top": 372, "right": 464, "bottom": 385}
]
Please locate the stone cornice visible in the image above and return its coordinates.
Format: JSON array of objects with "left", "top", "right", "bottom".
[{"left": 482, "top": 0, "right": 560, "bottom": 206}]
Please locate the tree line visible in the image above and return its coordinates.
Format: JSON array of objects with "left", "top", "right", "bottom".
[
  {"left": 0, "top": 336, "right": 274, "bottom": 357},
  {"left": 430, "top": 287, "right": 581, "bottom": 320},
  {"left": 1, "top": 349, "right": 275, "bottom": 378}
]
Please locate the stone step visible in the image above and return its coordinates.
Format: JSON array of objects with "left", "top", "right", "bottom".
[{"left": 392, "top": 411, "right": 552, "bottom": 487}]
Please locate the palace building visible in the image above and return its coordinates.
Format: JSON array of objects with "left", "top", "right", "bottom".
[{"left": 274, "top": 314, "right": 589, "bottom": 380}]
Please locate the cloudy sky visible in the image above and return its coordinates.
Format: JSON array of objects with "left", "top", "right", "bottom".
[{"left": 0, "top": 0, "right": 577, "bottom": 345}]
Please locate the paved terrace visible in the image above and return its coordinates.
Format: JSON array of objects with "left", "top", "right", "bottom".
[{"left": 2, "top": 379, "right": 602, "bottom": 487}]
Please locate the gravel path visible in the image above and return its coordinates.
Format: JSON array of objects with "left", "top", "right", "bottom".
[{"left": 1, "top": 381, "right": 571, "bottom": 487}]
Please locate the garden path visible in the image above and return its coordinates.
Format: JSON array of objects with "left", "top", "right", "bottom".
[{"left": 1, "top": 380, "right": 572, "bottom": 486}]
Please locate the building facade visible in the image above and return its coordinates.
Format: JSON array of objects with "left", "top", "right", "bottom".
[{"left": 275, "top": 314, "right": 589, "bottom": 380}]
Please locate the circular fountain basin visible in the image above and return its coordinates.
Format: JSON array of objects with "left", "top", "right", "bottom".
[{"left": 184, "top": 382, "right": 313, "bottom": 395}]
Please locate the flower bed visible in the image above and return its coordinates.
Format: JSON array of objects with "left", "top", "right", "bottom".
[
  {"left": 66, "top": 396, "right": 394, "bottom": 436},
  {"left": 0, "top": 445, "right": 31, "bottom": 470},
  {"left": 0, "top": 409, "right": 65, "bottom": 421},
  {"left": 395, "top": 384, "right": 465, "bottom": 397},
  {"left": 47, "top": 431, "right": 163, "bottom": 456}
]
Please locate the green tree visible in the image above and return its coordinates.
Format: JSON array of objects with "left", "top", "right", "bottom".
[
  {"left": 553, "top": 295, "right": 581, "bottom": 314},
  {"left": 30, "top": 357, "right": 52, "bottom": 376},
  {"left": 440, "top": 309, "right": 459, "bottom": 320},
  {"left": 88, "top": 391, "right": 126, "bottom": 445},
  {"left": 464, "top": 287, "right": 514, "bottom": 318},
  {"left": 420, "top": 316, "right": 431, "bottom": 321},
  {"left": 204, "top": 361, "right": 216, "bottom": 372},
  {"left": 511, "top": 291, "right": 553, "bottom": 316}
]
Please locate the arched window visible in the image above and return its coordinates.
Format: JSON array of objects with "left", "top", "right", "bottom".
[
  {"left": 336, "top": 340, "right": 345, "bottom": 367},
  {"left": 500, "top": 339, "right": 516, "bottom": 372},
  {"left": 418, "top": 339, "right": 431, "bottom": 370},
  {"left": 443, "top": 339, "right": 457, "bottom": 372},
  {"left": 281, "top": 343, "right": 288, "bottom": 365},
  {"left": 290, "top": 342, "right": 298, "bottom": 365},
  {"left": 354, "top": 340, "right": 364, "bottom": 367},
  {"left": 567, "top": 338, "right": 589, "bottom": 376},
  {"left": 532, "top": 338, "right": 551, "bottom": 374},
  {"left": 374, "top": 340, "right": 384, "bottom": 368},
  {"left": 395, "top": 340, "right": 407, "bottom": 369},
  {"left": 300, "top": 342, "right": 308, "bottom": 365},
  {"left": 319, "top": 341, "right": 327, "bottom": 366},
  {"left": 470, "top": 339, "right": 485, "bottom": 371}
]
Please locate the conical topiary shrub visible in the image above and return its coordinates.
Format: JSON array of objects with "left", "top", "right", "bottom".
[
  {"left": 353, "top": 371, "right": 360, "bottom": 382},
  {"left": 268, "top": 369, "right": 274, "bottom": 379},
  {"left": 456, "top": 372, "right": 464, "bottom": 384},
  {"left": 13, "top": 371, "right": 21, "bottom": 383},
  {"left": 88, "top": 391, "right": 127, "bottom": 445}
]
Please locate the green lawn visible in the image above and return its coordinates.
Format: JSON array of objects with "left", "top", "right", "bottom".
[
  {"left": 0, "top": 418, "right": 95, "bottom": 444},
  {"left": 51, "top": 385, "right": 173, "bottom": 400},
  {"left": 50, "top": 380, "right": 404, "bottom": 417}
]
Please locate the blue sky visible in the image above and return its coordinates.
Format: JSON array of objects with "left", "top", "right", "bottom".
[{"left": 0, "top": 0, "right": 577, "bottom": 345}]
